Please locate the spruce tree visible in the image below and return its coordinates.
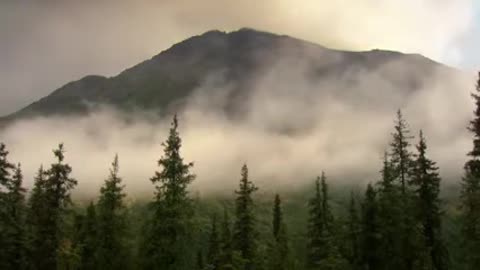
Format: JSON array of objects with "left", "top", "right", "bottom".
[
  {"left": 461, "top": 72, "right": 480, "bottom": 270},
  {"left": 207, "top": 214, "right": 221, "bottom": 270},
  {"left": 41, "top": 143, "right": 78, "bottom": 270},
  {"left": 412, "top": 131, "right": 448, "bottom": 270},
  {"left": 306, "top": 176, "right": 324, "bottom": 268},
  {"left": 389, "top": 111, "right": 421, "bottom": 270},
  {"left": 268, "top": 194, "right": 290, "bottom": 270},
  {"left": 345, "top": 192, "right": 361, "bottom": 270},
  {"left": 376, "top": 153, "right": 404, "bottom": 270},
  {"left": 0, "top": 143, "right": 15, "bottom": 269},
  {"left": 4, "top": 163, "right": 27, "bottom": 270},
  {"left": 219, "top": 208, "right": 235, "bottom": 270},
  {"left": 96, "top": 154, "right": 130, "bottom": 270},
  {"left": 232, "top": 164, "right": 258, "bottom": 270},
  {"left": 78, "top": 202, "right": 99, "bottom": 270},
  {"left": 141, "top": 115, "right": 195, "bottom": 270},
  {"left": 360, "top": 184, "right": 381, "bottom": 270},
  {"left": 27, "top": 166, "right": 49, "bottom": 270},
  {"left": 390, "top": 110, "right": 414, "bottom": 195}
]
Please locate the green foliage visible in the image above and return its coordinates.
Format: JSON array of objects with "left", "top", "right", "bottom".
[
  {"left": 233, "top": 164, "right": 258, "bottom": 270},
  {"left": 412, "top": 131, "right": 449, "bottom": 270},
  {"left": 96, "top": 155, "right": 131, "bottom": 270},
  {"left": 461, "top": 72, "right": 480, "bottom": 270},
  {"left": 140, "top": 115, "right": 196, "bottom": 270}
]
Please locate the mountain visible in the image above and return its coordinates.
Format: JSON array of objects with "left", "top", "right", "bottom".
[{"left": 0, "top": 28, "right": 460, "bottom": 125}]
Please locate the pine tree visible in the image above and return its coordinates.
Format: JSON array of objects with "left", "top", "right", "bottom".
[
  {"left": 141, "top": 115, "right": 195, "bottom": 270},
  {"left": 207, "top": 214, "right": 221, "bottom": 270},
  {"left": 197, "top": 250, "right": 205, "bottom": 270},
  {"left": 390, "top": 110, "right": 414, "bottom": 195},
  {"left": 306, "top": 176, "right": 324, "bottom": 268},
  {"left": 41, "top": 143, "right": 78, "bottom": 270},
  {"left": 0, "top": 143, "right": 15, "bottom": 269},
  {"left": 376, "top": 153, "right": 404, "bottom": 270},
  {"left": 461, "top": 72, "right": 480, "bottom": 270},
  {"left": 232, "top": 164, "right": 258, "bottom": 270},
  {"left": 389, "top": 111, "right": 421, "bottom": 270},
  {"left": 345, "top": 192, "right": 361, "bottom": 270},
  {"left": 412, "top": 131, "right": 448, "bottom": 270},
  {"left": 360, "top": 184, "right": 381, "bottom": 270},
  {"left": 27, "top": 165, "right": 49, "bottom": 270},
  {"left": 78, "top": 202, "right": 99, "bottom": 270},
  {"left": 4, "top": 163, "right": 27, "bottom": 270},
  {"left": 219, "top": 208, "right": 235, "bottom": 270},
  {"left": 96, "top": 154, "right": 130, "bottom": 270},
  {"left": 268, "top": 194, "right": 290, "bottom": 270}
]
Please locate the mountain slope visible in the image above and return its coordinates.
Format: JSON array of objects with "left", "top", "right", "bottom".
[{"left": 1, "top": 28, "right": 458, "bottom": 123}]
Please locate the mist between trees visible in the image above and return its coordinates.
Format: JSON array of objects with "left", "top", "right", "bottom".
[{"left": 0, "top": 74, "right": 480, "bottom": 270}]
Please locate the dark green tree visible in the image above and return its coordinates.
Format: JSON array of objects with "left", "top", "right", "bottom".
[
  {"left": 197, "top": 250, "right": 205, "bottom": 270},
  {"left": 461, "top": 72, "right": 480, "bottom": 270},
  {"left": 41, "top": 143, "right": 78, "bottom": 270},
  {"left": 345, "top": 192, "right": 361, "bottom": 270},
  {"left": 96, "top": 154, "right": 130, "bottom": 270},
  {"left": 78, "top": 202, "right": 99, "bottom": 270},
  {"left": 360, "top": 184, "right": 381, "bottom": 270},
  {"left": 389, "top": 111, "right": 422, "bottom": 270},
  {"left": 207, "top": 214, "right": 221, "bottom": 270},
  {"left": 390, "top": 110, "right": 414, "bottom": 195},
  {"left": 376, "top": 153, "right": 404, "bottom": 270},
  {"left": 27, "top": 166, "right": 49, "bottom": 270},
  {"left": 0, "top": 143, "right": 15, "bottom": 269},
  {"left": 268, "top": 194, "right": 290, "bottom": 270},
  {"left": 219, "top": 208, "right": 235, "bottom": 270},
  {"left": 232, "top": 164, "right": 258, "bottom": 270},
  {"left": 141, "top": 115, "right": 195, "bottom": 270},
  {"left": 306, "top": 176, "right": 325, "bottom": 268},
  {"left": 412, "top": 131, "right": 448, "bottom": 270},
  {"left": 3, "top": 164, "right": 27, "bottom": 270}
]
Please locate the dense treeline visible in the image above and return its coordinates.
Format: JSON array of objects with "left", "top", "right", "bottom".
[{"left": 1, "top": 74, "right": 480, "bottom": 270}]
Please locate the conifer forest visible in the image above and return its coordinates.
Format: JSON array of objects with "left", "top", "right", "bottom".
[{"left": 1, "top": 73, "right": 480, "bottom": 270}]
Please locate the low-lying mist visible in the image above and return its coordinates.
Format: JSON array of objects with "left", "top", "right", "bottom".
[{"left": 0, "top": 56, "right": 475, "bottom": 198}]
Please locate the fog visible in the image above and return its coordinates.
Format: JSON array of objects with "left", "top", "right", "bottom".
[{"left": 0, "top": 53, "right": 475, "bottom": 197}]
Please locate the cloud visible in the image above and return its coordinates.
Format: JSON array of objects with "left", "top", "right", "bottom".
[
  {"left": 0, "top": 0, "right": 474, "bottom": 115},
  {"left": 0, "top": 52, "right": 475, "bottom": 197}
]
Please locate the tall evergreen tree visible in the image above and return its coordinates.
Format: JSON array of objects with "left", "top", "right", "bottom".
[
  {"left": 268, "top": 194, "right": 290, "bottom": 270},
  {"left": 78, "top": 202, "right": 99, "bottom": 270},
  {"left": 376, "top": 152, "right": 404, "bottom": 270},
  {"left": 218, "top": 208, "right": 235, "bottom": 270},
  {"left": 389, "top": 111, "right": 422, "bottom": 270},
  {"left": 461, "top": 72, "right": 480, "bottom": 270},
  {"left": 360, "top": 184, "right": 381, "bottom": 270},
  {"left": 306, "top": 176, "right": 324, "bottom": 268},
  {"left": 345, "top": 192, "right": 361, "bottom": 270},
  {"left": 0, "top": 143, "right": 15, "bottom": 269},
  {"left": 96, "top": 154, "right": 130, "bottom": 270},
  {"left": 141, "top": 115, "right": 195, "bottom": 270},
  {"left": 232, "top": 164, "right": 258, "bottom": 270},
  {"left": 412, "top": 131, "right": 448, "bottom": 270},
  {"left": 207, "top": 214, "right": 221, "bottom": 270},
  {"left": 390, "top": 110, "right": 414, "bottom": 195},
  {"left": 40, "top": 144, "right": 78, "bottom": 270},
  {"left": 4, "top": 164, "right": 27, "bottom": 270},
  {"left": 27, "top": 166, "right": 49, "bottom": 270}
]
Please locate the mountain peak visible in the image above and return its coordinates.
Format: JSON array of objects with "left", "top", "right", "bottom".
[{"left": 0, "top": 28, "right": 455, "bottom": 124}]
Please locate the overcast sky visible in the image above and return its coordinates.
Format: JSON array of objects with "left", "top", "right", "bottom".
[{"left": 1, "top": 0, "right": 479, "bottom": 116}]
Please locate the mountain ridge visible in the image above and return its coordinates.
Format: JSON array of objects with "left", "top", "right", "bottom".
[{"left": 0, "top": 28, "right": 457, "bottom": 124}]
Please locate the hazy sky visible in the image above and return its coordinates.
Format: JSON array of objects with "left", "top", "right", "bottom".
[{"left": 0, "top": 0, "right": 479, "bottom": 116}]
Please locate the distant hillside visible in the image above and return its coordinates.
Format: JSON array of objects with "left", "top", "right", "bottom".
[{"left": 0, "top": 28, "right": 460, "bottom": 124}]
